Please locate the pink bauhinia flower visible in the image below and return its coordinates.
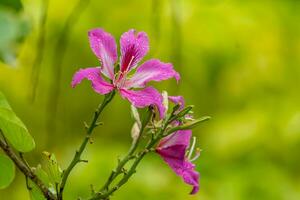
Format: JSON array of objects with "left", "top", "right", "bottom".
[
  {"left": 156, "top": 95, "right": 200, "bottom": 194},
  {"left": 156, "top": 130, "right": 200, "bottom": 195},
  {"left": 72, "top": 28, "right": 180, "bottom": 118}
]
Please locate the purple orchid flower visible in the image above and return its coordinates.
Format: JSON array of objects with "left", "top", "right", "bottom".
[
  {"left": 72, "top": 28, "right": 180, "bottom": 118},
  {"left": 156, "top": 95, "right": 200, "bottom": 194},
  {"left": 156, "top": 130, "right": 200, "bottom": 195}
]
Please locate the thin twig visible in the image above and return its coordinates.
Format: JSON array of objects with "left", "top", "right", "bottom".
[
  {"left": 58, "top": 91, "right": 115, "bottom": 200},
  {"left": 0, "top": 133, "right": 56, "bottom": 200},
  {"left": 98, "top": 108, "right": 153, "bottom": 193},
  {"left": 89, "top": 113, "right": 170, "bottom": 200}
]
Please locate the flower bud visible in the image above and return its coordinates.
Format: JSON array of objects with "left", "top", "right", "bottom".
[
  {"left": 131, "top": 122, "right": 140, "bottom": 141},
  {"left": 131, "top": 105, "right": 141, "bottom": 128},
  {"left": 162, "top": 91, "right": 169, "bottom": 115}
]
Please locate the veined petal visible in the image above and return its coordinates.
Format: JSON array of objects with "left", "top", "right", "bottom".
[
  {"left": 88, "top": 28, "right": 117, "bottom": 79},
  {"left": 125, "top": 59, "right": 180, "bottom": 88},
  {"left": 182, "top": 162, "right": 200, "bottom": 195},
  {"left": 156, "top": 130, "right": 199, "bottom": 195},
  {"left": 157, "top": 145, "right": 187, "bottom": 165},
  {"left": 71, "top": 67, "right": 114, "bottom": 94},
  {"left": 119, "top": 87, "right": 165, "bottom": 118},
  {"left": 120, "top": 29, "right": 149, "bottom": 72},
  {"left": 157, "top": 130, "right": 191, "bottom": 149},
  {"left": 156, "top": 130, "right": 191, "bottom": 163},
  {"left": 169, "top": 96, "right": 185, "bottom": 110}
]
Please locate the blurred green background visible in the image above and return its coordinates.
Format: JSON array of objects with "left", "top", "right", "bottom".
[{"left": 1, "top": 0, "right": 300, "bottom": 199}]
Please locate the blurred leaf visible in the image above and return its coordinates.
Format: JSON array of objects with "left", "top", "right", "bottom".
[
  {"left": 0, "top": 93, "right": 12, "bottom": 109},
  {"left": 0, "top": 0, "right": 23, "bottom": 12},
  {"left": 0, "top": 92, "right": 35, "bottom": 152},
  {"left": 0, "top": 7, "right": 30, "bottom": 66},
  {"left": 43, "top": 152, "right": 62, "bottom": 186},
  {"left": 0, "top": 154, "right": 15, "bottom": 189}
]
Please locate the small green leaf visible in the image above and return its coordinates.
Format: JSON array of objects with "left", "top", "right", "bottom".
[
  {"left": 29, "top": 185, "right": 46, "bottom": 200},
  {"left": 0, "top": 92, "right": 35, "bottom": 152},
  {"left": 29, "top": 165, "right": 50, "bottom": 200},
  {"left": 43, "top": 152, "right": 62, "bottom": 186},
  {"left": 0, "top": 154, "right": 15, "bottom": 189},
  {"left": 33, "top": 165, "right": 51, "bottom": 187}
]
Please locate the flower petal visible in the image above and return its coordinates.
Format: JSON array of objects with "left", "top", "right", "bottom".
[
  {"left": 157, "top": 130, "right": 191, "bottom": 149},
  {"left": 88, "top": 28, "right": 117, "bottom": 79},
  {"left": 119, "top": 87, "right": 165, "bottom": 118},
  {"left": 125, "top": 59, "right": 180, "bottom": 88},
  {"left": 156, "top": 130, "right": 191, "bottom": 164},
  {"left": 169, "top": 96, "right": 185, "bottom": 110},
  {"left": 156, "top": 130, "right": 199, "bottom": 194},
  {"left": 71, "top": 67, "right": 114, "bottom": 94},
  {"left": 120, "top": 29, "right": 149, "bottom": 72},
  {"left": 182, "top": 162, "right": 200, "bottom": 195},
  {"left": 157, "top": 154, "right": 199, "bottom": 194}
]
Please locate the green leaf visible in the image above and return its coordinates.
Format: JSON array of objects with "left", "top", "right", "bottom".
[
  {"left": 0, "top": 92, "right": 35, "bottom": 152},
  {"left": 29, "top": 165, "right": 49, "bottom": 200},
  {"left": 0, "top": 154, "right": 15, "bottom": 189},
  {"left": 43, "top": 152, "right": 62, "bottom": 186},
  {"left": 33, "top": 165, "right": 51, "bottom": 187},
  {"left": 29, "top": 185, "right": 46, "bottom": 200},
  {"left": 28, "top": 152, "right": 62, "bottom": 199}
]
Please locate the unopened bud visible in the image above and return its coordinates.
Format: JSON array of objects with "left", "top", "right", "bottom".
[
  {"left": 131, "top": 122, "right": 140, "bottom": 141},
  {"left": 131, "top": 105, "right": 141, "bottom": 128},
  {"left": 162, "top": 91, "right": 169, "bottom": 115}
]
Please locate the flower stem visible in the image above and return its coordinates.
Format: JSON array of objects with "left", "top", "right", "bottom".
[
  {"left": 89, "top": 138, "right": 159, "bottom": 200},
  {"left": 89, "top": 114, "right": 170, "bottom": 200},
  {"left": 58, "top": 91, "right": 115, "bottom": 200},
  {"left": 98, "top": 110, "right": 150, "bottom": 193}
]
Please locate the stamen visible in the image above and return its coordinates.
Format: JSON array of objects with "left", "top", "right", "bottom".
[
  {"left": 185, "top": 114, "right": 194, "bottom": 121},
  {"left": 119, "top": 73, "right": 127, "bottom": 88},
  {"left": 113, "top": 71, "right": 120, "bottom": 85},
  {"left": 115, "top": 55, "right": 135, "bottom": 88},
  {"left": 188, "top": 136, "right": 196, "bottom": 160},
  {"left": 126, "top": 56, "right": 135, "bottom": 72},
  {"left": 190, "top": 148, "right": 201, "bottom": 162}
]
